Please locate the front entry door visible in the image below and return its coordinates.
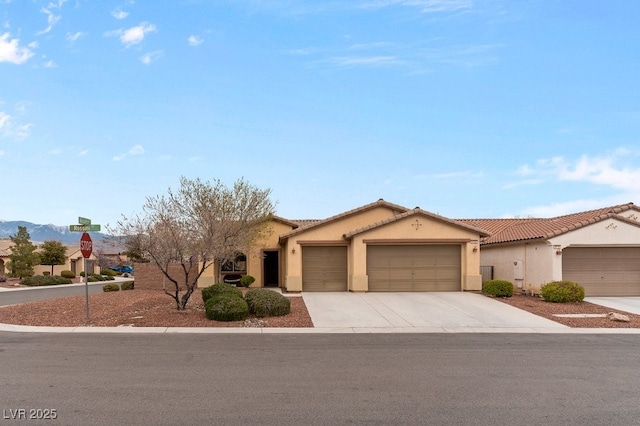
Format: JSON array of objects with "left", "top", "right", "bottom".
[{"left": 263, "top": 250, "right": 279, "bottom": 287}]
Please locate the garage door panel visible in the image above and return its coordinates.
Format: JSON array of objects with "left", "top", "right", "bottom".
[
  {"left": 302, "top": 246, "right": 348, "bottom": 292},
  {"left": 367, "top": 245, "right": 461, "bottom": 292},
  {"left": 563, "top": 247, "right": 640, "bottom": 296}
]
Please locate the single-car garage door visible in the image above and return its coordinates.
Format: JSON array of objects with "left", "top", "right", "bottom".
[
  {"left": 367, "top": 245, "right": 461, "bottom": 292},
  {"left": 562, "top": 247, "right": 640, "bottom": 296},
  {"left": 302, "top": 246, "right": 348, "bottom": 291}
]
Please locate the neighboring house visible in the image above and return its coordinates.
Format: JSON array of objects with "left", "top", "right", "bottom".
[
  {"left": 195, "top": 199, "right": 489, "bottom": 292},
  {"left": 0, "top": 239, "right": 98, "bottom": 277},
  {"left": 460, "top": 203, "right": 640, "bottom": 296},
  {"left": 0, "top": 239, "right": 10, "bottom": 275}
]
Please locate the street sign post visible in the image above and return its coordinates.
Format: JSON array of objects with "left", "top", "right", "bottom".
[
  {"left": 70, "top": 224, "right": 101, "bottom": 232},
  {"left": 70, "top": 217, "right": 101, "bottom": 324}
]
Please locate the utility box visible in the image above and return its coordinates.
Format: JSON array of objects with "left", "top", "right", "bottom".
[{"left": 513, "top": 259, "right": 524, "bottom": 288}]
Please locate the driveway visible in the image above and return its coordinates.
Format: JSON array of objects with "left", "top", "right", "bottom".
[
  {"left": 585, "top": 297, "right": 640, "bottom": 315},
  {"left": 302, "top": 292, "right": 567, "bottom": 331}
]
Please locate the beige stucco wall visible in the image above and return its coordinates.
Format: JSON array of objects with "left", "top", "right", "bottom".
[
  {"left": 283, "top": 205, "right": 400, "bottom": 292},
  {"left": 197, "top": 219, "right": 294, "bottom": 288},
  {"left": 282, "top": 207, "right": 483, "bottom": 292},
  {"left": 480, "top": 242, "right": 554, "bottom": 294},
  {"left": 549, "top": 218, "right": 640, "bottom": 248},
  {"left": 348, "top": 215, "right": 482, "bottom": 292}
]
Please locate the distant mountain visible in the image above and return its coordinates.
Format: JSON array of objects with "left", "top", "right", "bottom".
[{"left": 0, "top": 220, "right": 107, "bottom": 245}]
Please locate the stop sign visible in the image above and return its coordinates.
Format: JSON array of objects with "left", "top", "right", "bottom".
[{"left": 80, "top": 232, "right": 93, "bottom": 258}]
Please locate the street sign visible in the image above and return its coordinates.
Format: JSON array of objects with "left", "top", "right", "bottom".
[
  {"left": 80, "top": 232, "right": 93, "bottom": 258},
  {"left": 78, "top": 217, "right": 91, "bottom": 225},
  {"left": 70, "top": 224, "right": 101, "bottom": 232}
]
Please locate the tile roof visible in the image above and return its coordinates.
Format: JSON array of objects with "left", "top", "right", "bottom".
[{"left": 458, "top": 202, "right": 640, "bottom": 245}]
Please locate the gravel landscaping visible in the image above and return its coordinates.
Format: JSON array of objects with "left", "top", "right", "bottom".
[{"left": 0, "top": 287, "right": 313, "bottom": 328}]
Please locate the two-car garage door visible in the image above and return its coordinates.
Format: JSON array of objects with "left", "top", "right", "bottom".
[
  {"left": 562, "top": 247, "right": 640, "bottom": 296},
  {"left": 367, "top": 245, "right": 461, "bottom": 292},
  {"left": 301, "top": 244, "right": 462, "bottom": 292}
]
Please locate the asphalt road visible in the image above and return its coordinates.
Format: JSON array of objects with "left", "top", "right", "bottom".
[
  {"left": 0, "top": 283, "right": 107, "bottom": 307},
  {"left": 1, "top": 333, "right": 639, "bottom": 425}
]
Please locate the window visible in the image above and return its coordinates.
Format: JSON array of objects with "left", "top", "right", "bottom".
[{"left": 221, "top": 254, "right": 247, "bottom": 273}]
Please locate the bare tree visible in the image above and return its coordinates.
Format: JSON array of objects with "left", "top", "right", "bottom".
[{"left": 110, "top": 177, "right": 275, "bottom": 310}]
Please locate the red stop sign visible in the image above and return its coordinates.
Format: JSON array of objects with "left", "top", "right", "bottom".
[{"left": 80, "top": 232, "right": 93, "bottom": 258}]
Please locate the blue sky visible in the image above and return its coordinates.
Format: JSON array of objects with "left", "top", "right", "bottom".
[{"left": 1, "top": 0, "right": 639, "bottom": 227}]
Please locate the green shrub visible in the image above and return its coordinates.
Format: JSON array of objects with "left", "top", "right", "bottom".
[
  {"left": 80, "top": 271, "right": 86, "bottom": 277},
  {"left": 20, "top": 275, "right": 73, "bottom": 286},
  {"left": 101, "top": 269, "right": 118, "bottom": 277},
  {"left": 239, "top": 275, "right": 255, "bottom": 288},
  {"left": 102, "top": 283, "right": 120, "bottom": 292},
  {"left": 540, "top": 281, "right": 585, "bottom": 303},
  {"left": 201, "top": 283, "right": 243, "bottom": 303},
  {"left": 204, "top": 294, "right": 249, "bottom": 321},
  {"left": 245, "top": 288, "right": 291, "bottom": 317},
  {"left": 120, "top": 281, "right": 135, "bottom": 291},
  {"left": 87, "top": 276, "right": 99, "bottom": 282},
  {"left": 482, "top": 279, "right": 514, "bottom": 297},
  {"left": 60, "top": 270, "right": 76, "bottom": 279}
]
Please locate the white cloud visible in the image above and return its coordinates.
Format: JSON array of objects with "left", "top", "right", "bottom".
[
  {"left": 106, "top": 22, "right": 156, "bottom": 48},
  {"left": 357, "top": 0, "right": 473, "bottom": 13},
  {"left": 512, "top": 149, "right": 640, "bottom": 216},
  {"left": 520, "top": 197, "right": 632, "bottom": 218},
  {"left": 328, "top": 55, "right": 404, "bottom": 67},
  {"left": 0, "top": 33, "right": 35, "bottom": 64},
  {"left": 37, "top": 0, "right": 67, "bottom": 35},
  {"left": 120, "top": 22, "right": 156, "bottom": 47},
  {"left": 78, "top": 149, "right": 89, "bottom": 156},
  {"left": 140, "top": 50, "right": 162, "bottom": 64},
  {"left": 66, "top": 31, "right": 86, "bottom": 42},
  {"left": 0, "top": 111, "right": 9, "bottom": 128},
  {"left": 43, "top": 59, "right": 56, "bottom": 68},
  {"left": 111, "top": 9, "right": 129, "bottom": 20},
  {"left": 188, "top": 35, "right": 203, "bottom": 47},
  {"left": 113, "top": 144, "right": 145, "bottom": 161},
  {"left": 0, "top": 109, "right": 31, "bottom": 139},
  {"left": 522, "top": 149, "right": 640, "bottom": 192}
]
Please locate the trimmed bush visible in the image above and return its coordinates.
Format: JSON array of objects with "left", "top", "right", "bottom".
[
  {"left": 239, "top": 275, "right": 255, "bottom": 288},
  {"left": 21, "top": 275, "right": 73, "bottom": 286},
  {"left": 482, "top": 279, "right": 514, "bottom": 298},
  {"left": 204, "top": 294, "right": 249, "bottom": 321},
  {"left": 60, "top": 270, "right": 76, "bottom": 279},
  {"left": 120, "top": 281, "right": 135, "bottom": 291},
  {"left": 101, "top": 269, "right": 118, "bottom": 277},
  {"left": 245, "top": 288, "right": 291, "bottom": 317},
  {"left": 201, "top": 283, "right": 243, "bottom": 303},
  {"left": 87, "top": 276, "right": 99, "bottom": 282},
  {"left": 540, "top": 281, "right": 585, "bottom": 303},
  {"left": 80, "top": 271, "right": 86, "bottom": 277},
  {"left": 102, "top": 283, "right": 120, "bottom": 292}
]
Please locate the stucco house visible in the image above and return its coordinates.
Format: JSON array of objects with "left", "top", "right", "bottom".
[
  {"left": 460, "top": 202, "right": 640, "bottom": 296},
  {"left": 0, "top": 239, "right": 97, "bottom": 278},
  {"left": 193, "top": 199, "right": 489, "bottom": 293}
]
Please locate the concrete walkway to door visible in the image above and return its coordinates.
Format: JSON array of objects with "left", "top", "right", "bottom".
[{"left": 302, "top": 292, "right": 568, "bottom": 332}]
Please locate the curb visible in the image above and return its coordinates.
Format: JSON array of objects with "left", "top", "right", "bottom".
[{"left": 2, "top": 322, "right": 640, "bottom": 334}]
